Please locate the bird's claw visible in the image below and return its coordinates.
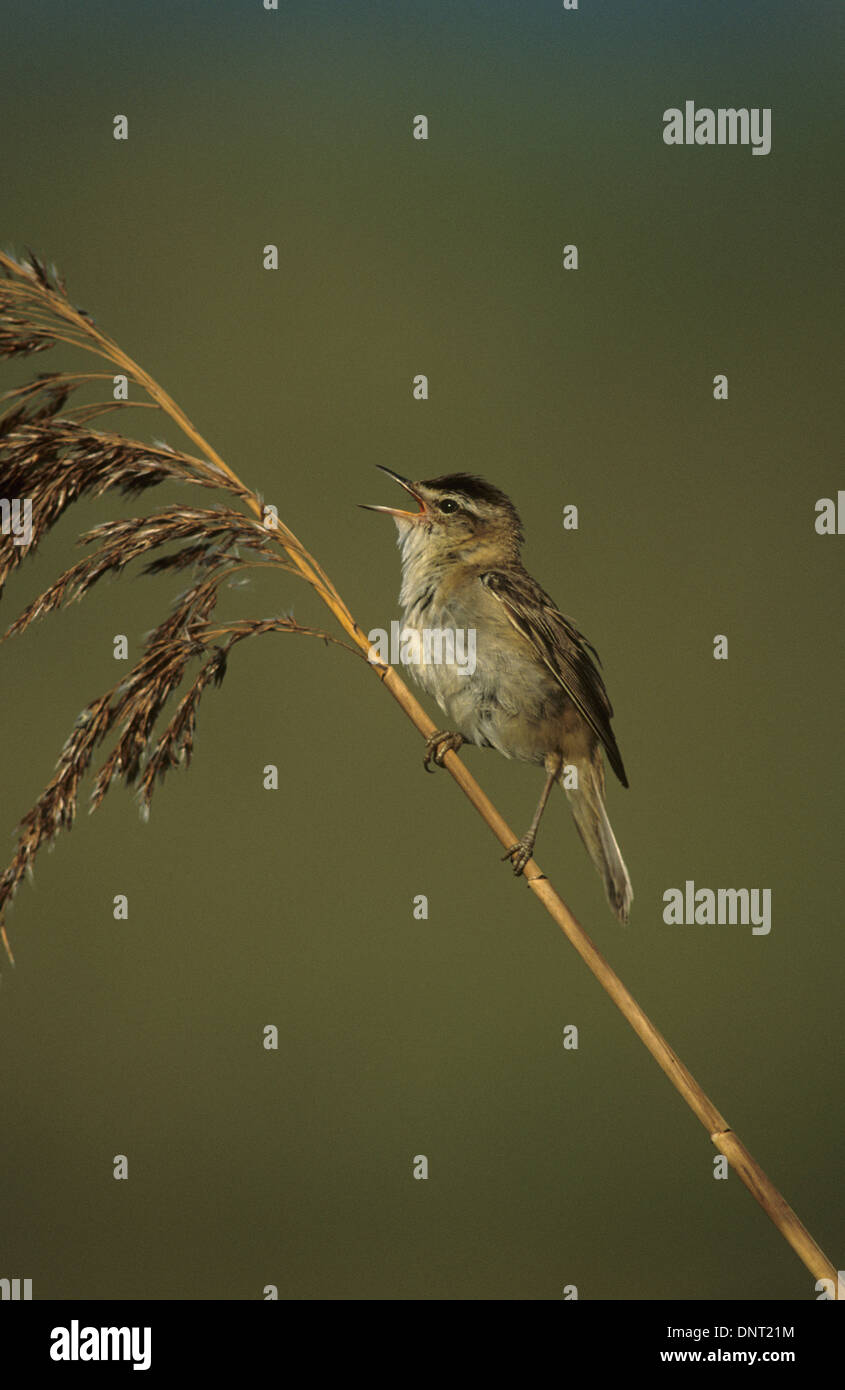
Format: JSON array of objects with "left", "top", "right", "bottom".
[
  {"left": 423, "top": 730, "right": 465, "bottom": 773},
  {"left": 502, "top": 836, "right": 535, "bottom": 876}
]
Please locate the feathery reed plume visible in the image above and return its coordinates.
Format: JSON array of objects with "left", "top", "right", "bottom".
[
  {"left": 0, "top": 248, "right": 357, "bottom": 961},
  {"left": 0, "top": 248, "right": 837, "bottom": 1296}
]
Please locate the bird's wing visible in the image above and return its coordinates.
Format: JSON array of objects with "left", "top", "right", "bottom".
[{"left": 481, "top": 568, "right": 628, "bottom": 787}]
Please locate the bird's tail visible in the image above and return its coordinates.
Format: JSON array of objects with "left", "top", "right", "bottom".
[{"left": 562, "top": 758, "right": 632, "bottom": 924}]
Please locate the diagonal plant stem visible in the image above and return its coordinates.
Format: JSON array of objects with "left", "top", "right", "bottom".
[
  {"left": 160, "top": 395, "right": 840, "bottom": 1295},
  {"left": 316, "top": 642, "right": 841, "bottom": 1293},
  {"left": 1, "top": 249, "right": 837, "bottom": 1295}
]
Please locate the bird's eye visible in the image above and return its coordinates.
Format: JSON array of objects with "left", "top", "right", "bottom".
[{"left": 438, "top": 499, "right": 459, "bottom": 514}]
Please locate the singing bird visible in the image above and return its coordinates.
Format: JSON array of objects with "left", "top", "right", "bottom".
[{"left": 362, "top": 468, "right": 633, "bottom": 923}]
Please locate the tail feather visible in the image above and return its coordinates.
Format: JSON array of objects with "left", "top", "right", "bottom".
[{"left": 563, "top": 761, "right": 632, "bottom": 924}]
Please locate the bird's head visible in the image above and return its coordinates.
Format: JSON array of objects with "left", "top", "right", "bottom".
[{"left": 361, "top": 467, "right": 523, "bottom": 571}]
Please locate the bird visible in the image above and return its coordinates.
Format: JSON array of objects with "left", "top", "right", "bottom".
[{"left": 361, "top": 467, "right": 633, "bottom": 923}]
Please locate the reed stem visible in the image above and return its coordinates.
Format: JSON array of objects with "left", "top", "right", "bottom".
[{"left": 1, "top": 247, "right": 836, "bottom": 1296}]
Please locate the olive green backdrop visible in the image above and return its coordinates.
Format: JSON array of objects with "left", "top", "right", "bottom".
[{"left": 1, "top": 0, "right": 842, "bottom": 1299}]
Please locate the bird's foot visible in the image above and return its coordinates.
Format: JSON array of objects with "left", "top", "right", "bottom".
[
  {"left": 502, "top": 834, "right": 536, "bottom": 876},
  {"left": 423, "top": 730, "right": 465, "bottom": 773}
]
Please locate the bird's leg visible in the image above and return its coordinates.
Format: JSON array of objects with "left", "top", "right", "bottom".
[
  {"left": 423, "top": 729, "right": 465, "bottom": 773},
  {"left": 503, "top": 758, "right": 561, "bottom": 875}
]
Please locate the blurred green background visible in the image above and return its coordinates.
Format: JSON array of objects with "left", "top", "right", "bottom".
[{"left": 1, "top": 0, "right": 842, "bottom": 1299}]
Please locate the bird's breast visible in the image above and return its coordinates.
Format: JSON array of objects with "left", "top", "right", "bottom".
[{"left": 398, "top": 581, "right": 568, "bottom": 763}]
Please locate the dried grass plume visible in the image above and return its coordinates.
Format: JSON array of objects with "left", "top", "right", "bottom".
[{"left": 0, "top": 249, "right": 360, "bottom": 963}]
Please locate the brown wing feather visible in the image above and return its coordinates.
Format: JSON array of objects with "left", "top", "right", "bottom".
[{"left": 482, "top": 569, "right": 629, "bottom": 787}]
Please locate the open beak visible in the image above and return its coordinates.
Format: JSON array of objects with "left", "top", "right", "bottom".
[{"left": 359, "top": 465, "right": 427, "bottom": 520}]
